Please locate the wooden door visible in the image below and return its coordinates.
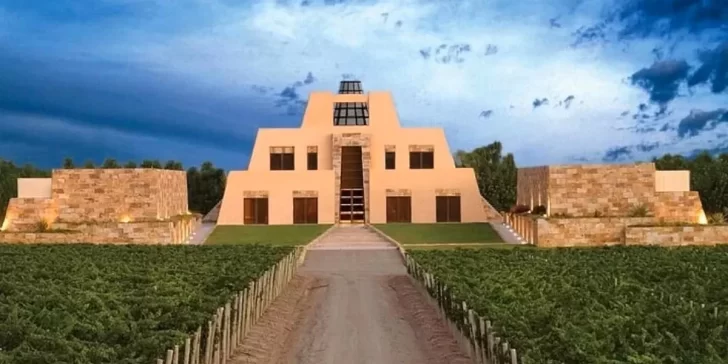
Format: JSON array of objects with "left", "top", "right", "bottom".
[{"left": 386, "top": 197, "right": 412, "bottom": 223}]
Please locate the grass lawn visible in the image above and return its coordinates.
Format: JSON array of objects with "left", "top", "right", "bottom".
[
  {"left": 405, "top": 243, "right": 526, "bottom": 250},
  {"left": 205, "top": 224, "right": 332, "bottom": 246},
  {"left": 373, "top": 223, "right": 504, "bottom": 245}
]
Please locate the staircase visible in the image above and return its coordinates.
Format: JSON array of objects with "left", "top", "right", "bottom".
[{"left": 308, "top": 225, "right": 395, "bottom": 250}]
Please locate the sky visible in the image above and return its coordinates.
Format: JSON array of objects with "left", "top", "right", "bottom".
[{"left": 0, "top": 0, "right": 726, "bottom": 170}]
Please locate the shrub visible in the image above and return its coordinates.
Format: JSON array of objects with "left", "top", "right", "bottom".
[
  {"left": 531, "top": 205, "right": 547, "bottom": 215},
  {"left": 628, "top": 204, "right": 650, "bottom": 217},
  {"left": 34, "top": 219, "right": 49, "bottom": 232},
  {"left": 510, "top": 204, "right": 531, "bottom": 214},
  {"left": 708, "top": 213, "right": 726, "bottom": 224}
]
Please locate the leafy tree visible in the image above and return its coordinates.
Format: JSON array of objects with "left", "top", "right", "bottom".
[
  {"left": 454, "top": 141, "right": 517, "bottom": 211},
  {"left": 653, "top": 151, "right": 728, "bottom": 214},
  {"left": 102, "top": 158, "right": 120, "bottom": 168},
  {"left": 140, "top": 160, "right": 162, "bottom": 169},
  {"left": 164, "top": 160, "right": 184, "bottom": 170},
  {"left": 62, "top": 157, "right": 75, "bottom": 169},
  {"left": 124, "top": 161, "right": 138, "bottom": 168},
  {"left": 83, "top": 160, "right": 95, "bottom": 168}
]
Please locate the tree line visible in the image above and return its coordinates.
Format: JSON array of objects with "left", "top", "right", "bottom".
[
  {"left": 455, "top": 142, "right": 728, "bottom": 215},
  {"left": 0, "top": 158, "right": 226, "bottom": 224}
]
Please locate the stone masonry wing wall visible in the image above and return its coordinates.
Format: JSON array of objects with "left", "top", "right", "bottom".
[
  {"left": 626, "top": 225, "right": 728, "bottom": 246},
  {"left": 547, "top": 163, "right": 656, "bottom": 216},
  {"left": 649, "top": 191, "right": 704, "bottom": 224},
  {"left": 536, "top": 217, "right": 656, "bottom": 247},
  {"left": 52, "top": 169, "right": 187, "bottom": 223},
  {"left": 517, "top": 167, "right": 549, "bottom": 208},
  {"left": 3, "top": 198, "right": 57, "bottom": 232}
]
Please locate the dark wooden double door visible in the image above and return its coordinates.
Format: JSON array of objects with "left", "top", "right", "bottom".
[
  {"left": 293, "top": 197, "right": 318, "bottom": 224},
  {"left": 340, "top": 146, "right": 365, "bottom": 223},
  {"left": 386, "top": 196, "right": 411, "bottom": 223}
]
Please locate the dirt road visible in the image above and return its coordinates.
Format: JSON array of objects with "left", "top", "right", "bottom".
[{"left": 277, "top": 249, "right": 471, "bottom": 364}]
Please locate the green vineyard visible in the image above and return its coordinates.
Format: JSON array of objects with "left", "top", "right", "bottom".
[
  {"left": 0, "top": 244, "right": 293, "bottom": 364},
  {"left": 410, "top": 246, "right": 728, "bottom": 364}
]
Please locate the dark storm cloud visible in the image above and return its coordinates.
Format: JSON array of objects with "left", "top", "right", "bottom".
[
  {"left": 687, "top": 41, "right": 728, "bottom": 93},
  {"left": 603, "top": 141, "right": 660, "bottom": 162},
  {"left": 0, "top": 50, "right": 258, "bottom": 152},
  {"left": 677, "top": 108, "right": 728, "bottom": 138},
  {"left": 630, "top": 60, "right": 690, "bottom": 104},
  {"left": 532, "top": 98, "right": 549, "bottom": 108},
  {"left": 479, "top": 110, "right": 493, "bottom": 118},
  {"left": 603, "top": 146, "right": 632, "bottom": 162},
  {"left": 275, "top": 72, "right": 317, "bottom": 115},
  {"left": 614, "top": 0, "right": 728, "bottom": 39}
]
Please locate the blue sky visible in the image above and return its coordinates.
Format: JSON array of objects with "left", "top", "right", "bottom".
[{"left": 0, "top": 0, "right": 726, "bottom": 169}]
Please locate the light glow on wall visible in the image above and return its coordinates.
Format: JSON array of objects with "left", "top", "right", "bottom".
[
  {"left": 120, "top": 215, "right": 132, "bottom": 223},
  {"left": 697, "top": 210, "right": 708, "bottom": 225},
  {"left": 0, "top": 217, "right": 9, "bottom": 231}
]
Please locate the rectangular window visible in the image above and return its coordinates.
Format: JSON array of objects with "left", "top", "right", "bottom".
[
  {"left": 386, "top": 196, "right": 411, "bottom": 223},
  {"left": 244, "top": 198, "right": 269, "bottom": 224},
  {"left": 385, "top": 151, "right": 395, "bottom": 170},
  {"left": 307, "top": 152, "right": 318, "bottom": 170},
  {"left": 293, "top": 197, "right": 318, "bottom": 224},
  {"left": 333, "top": 102, "right": 369, "bottom": 126},
  {"left": 270, "top": 148, "right": 294, "bottom": 170},
  {"left": 436, "top": 196, "right": 461, "bottom": 222},
  {"left": 409, "top": 151, "right": 434, "bottom": 169}
]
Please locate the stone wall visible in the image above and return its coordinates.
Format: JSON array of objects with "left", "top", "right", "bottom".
[
  {"left": 517, "top": 166, "right": 549, "bottom": 207},
  {"left": 3, "top": 198, "right": 58, "bottom": 231},
  {"left": 547, "top": 163, "right": 656, "bottom": 216},
  {"left": 52, "top": 169, "right": 187, "bottom": 223},
  {"left": 535, "top": 217, "right": 656, "bottom": 247},
  {"left": 626, "top": 225, "right": 728, "bottom": 246},
  {"left": 0, "top": 216, "right": 200, "bottom": 244},
  {"left": 650, "top": 191, "right": 704, "bottom": 223}
]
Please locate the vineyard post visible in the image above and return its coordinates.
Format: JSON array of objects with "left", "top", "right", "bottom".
[
  {"left": 485, "top": 320, "right": 494, "bottom": 362},
  {"left": 494, "top": 337, "right": 502, "bottom": 364},
  {"left": 165, "top": 349, "right": 173, "bottom": 364},
  {"left": 502, "top": 342, "right": 510, "bottom": 364},
  {"left": 468, "top": 309, "right": 481, "bottom": 363},
  {"left": 235, "top": 291, "right": 245, "bottom": 348},
  {"left": 478, "top": 317, "right": 487, "bottom": 364},
  {"left": 232, "top": 294, "right": 239, "bottom": 351},
  {"left": 216, "top": 307, "right": 224, "bottom": 359},
  {"left": 252, "top": 278, "right": 259, "bottom": 326},
  {"left": 193, "top": 327, "right": 201, "bottom": 364},
  {"left": 157, "top": 359, "right": 163, "bottom": 364},
  {"left": 222, "top": 302, "right": 230, "bottom": 363},
  {"left": 243, "top": 286, "right": 251, "bottom": 337},
  {"left": 510, "top": 348, "right": 518, "bottom": 364},
  {"left": 204, "top": 320, "right": 213, "bottom": 364},
  {"left": 461, "top": 302, "right": 473, "bottom": 358},
  {"left": 173, "top": 344, "right": 179, "bottom": 364},
  {"left": 184, "top": 337, "right": 191, "bottom": 364}
]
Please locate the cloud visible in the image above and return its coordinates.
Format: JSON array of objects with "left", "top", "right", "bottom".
[
  {"left": 677, "top": 109, "right": 728, "bottom": 138},
  {"left": 630, "top": 60, "right": 690, "bottom": 104},
  {"left": 687, "top": 41, "right": 728, "bottom": 94},
  {"left": 532, "top": 98, "right": 549, "bottom": 108},
  {"left": 479, "top": 110, "right": 493, "bottom": 118}
]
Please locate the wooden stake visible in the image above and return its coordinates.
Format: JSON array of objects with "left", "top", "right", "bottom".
[
  {"left": 184, "top": 337, "right": 191, "bottom": 364},
  {"left": 173, "top": 345, "right": 179, "bottom": 364}
]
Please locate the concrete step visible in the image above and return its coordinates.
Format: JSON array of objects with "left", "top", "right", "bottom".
[{"left": 309, "top": 225, "right": 395, "bottom": 250}]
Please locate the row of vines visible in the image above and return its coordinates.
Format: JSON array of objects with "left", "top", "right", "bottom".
[
  {"left": 410, "top": 246, "right": 728, "bottom": 364},
  {"left": 0, "top": 244, "right": 293, "bottom": 364}
]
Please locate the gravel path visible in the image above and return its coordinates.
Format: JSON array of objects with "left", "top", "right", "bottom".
[{"left": 276, "top": 249, "right": 472, "bottom": 364}]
